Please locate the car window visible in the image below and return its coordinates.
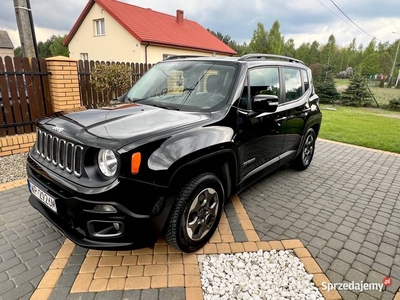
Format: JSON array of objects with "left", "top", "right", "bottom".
[
  {"left": 239, "top": 67, "right": 280, "bottom": 109},
  {"left": 126, "top": 61, "right": 237, "bottom": 112},
  {"left": 302, "top": 69, "right": 309, "bottom": 91},
  {"left": 283, "top": 68, "right": 303, "bottom": 102}
]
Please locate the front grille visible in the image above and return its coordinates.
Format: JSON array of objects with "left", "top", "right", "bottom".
[{"left": 35, "top": 129, "right": 83, "bottom": 177}]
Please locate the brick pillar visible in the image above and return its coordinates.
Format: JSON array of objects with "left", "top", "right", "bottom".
[{"left": 46, "top": 56, "right": 81, "bottom": 112}]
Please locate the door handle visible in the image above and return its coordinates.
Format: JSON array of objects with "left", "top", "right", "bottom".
[{"left": 302, "top": 108, "right": 311, "bottom": 113}]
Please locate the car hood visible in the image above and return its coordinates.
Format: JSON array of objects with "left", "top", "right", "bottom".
[{"left": 41, "top": 103, "right": 211, "bottom": 147}]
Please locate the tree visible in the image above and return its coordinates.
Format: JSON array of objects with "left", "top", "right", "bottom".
[
  {"left": 295, "top": 42, "right": 311, "bottom": 64},
  {"left": 377, "top": 41, "right": 390, "bottom": 53},
  {"left": 379, "top": 51, "right": 393, "bottom": 75},
  {"left": 364, "top": 39, "right": 377, "bottom": 57},
  {"left": 14, "top": 46, "right": 23, "bottom": 58},
  {"left": 341, "top": 72, "right": 373, "bottom": 106},
  {"left": 346, "top": 38, "right": 358, "bottom": 67},
  {"left": 295, "top": 41, "right": 319, "bottom": 65},
  {"left": 282, "top": 39, "right": 296, "bottom": 58},
  {"left": 309, "top": 41, "right": 320, "bottom": 65},
  {"left": 37, "top": 35, "right": 69, "bottom": 58},
  {"left": 249, "top": 23, "right": 269, "bottom": 53},
  {"left": 37, "top": 36, "right": 54, "bottom": 58},
  {"left": 207, "top": 30, "right": 230, "bottom": 45},
  {"left": 320, "top": 35, "right": 337, "bottom": 70},
  {"left": 207, "top": 29, "right": 248, "bottom": 56},
  {"left": 268, "top": 21, "right": 283, "bottom": 55},
  {"left": 49, "top": 35, "right": 69, "bottom": 57},
  {"left": 311, "top": 63, "right": 340, "bottom": 104},
  {"left": 360, "top": 53, "right": 380, "bottom": 76}
]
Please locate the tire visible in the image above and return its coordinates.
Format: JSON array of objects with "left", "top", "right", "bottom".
[
  {"left": 292, "top": 128, "right": 316, "bottom": 170},
  {"left": 165, "top": 173, "right": 224, "bottom": 253}
]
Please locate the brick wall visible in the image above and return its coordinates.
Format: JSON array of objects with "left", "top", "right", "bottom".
[
  {"left": 46, "top": 56, "right": 81, "bottom": 111},
  {"left": 0, "top": 133, "right": 36, "bottom": 157},
  {"left": 0, "top": 56, "right": 82, "bottom": 157}
]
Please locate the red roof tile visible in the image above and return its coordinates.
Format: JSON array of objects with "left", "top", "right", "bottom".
[{"left": 64, "top": 0, "right": 236, "bottom": 55}]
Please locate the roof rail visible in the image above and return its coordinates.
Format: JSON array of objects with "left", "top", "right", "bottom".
[
  {"left": 238, "top": 54, "right": 304, "bottom": 65},
  {"left": 163, "top": 55, "right": 205, "bottom": 61}
]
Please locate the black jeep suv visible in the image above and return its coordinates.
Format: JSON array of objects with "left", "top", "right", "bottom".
[{"left": 27, "top": 54, "right": 322, "bottom": 252}]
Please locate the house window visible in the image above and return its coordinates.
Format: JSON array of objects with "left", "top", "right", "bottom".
[
  {"left": 80, "top": 53, "right": 89, "bottom": 60},
  {"left": 94, "top": 19, "right": 105, "bottom": 36}
]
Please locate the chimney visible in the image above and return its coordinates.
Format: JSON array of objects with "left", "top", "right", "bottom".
[{"left": 176, "top": 10, "right": 184, "bottom": 24}]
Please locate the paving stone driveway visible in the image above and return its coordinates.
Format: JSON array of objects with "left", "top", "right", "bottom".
[
  {"left": 0, "top": 185, "right": 64, "bottom": 300},
  {"left": 0, "top": 139, "right": 399, "bottom": 300},
  {"left": 241, "top": 140, "right": 400, "bottom": 300}
]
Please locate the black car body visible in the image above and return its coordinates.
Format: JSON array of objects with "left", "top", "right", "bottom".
[{"left": 27, "top": 54, "right": 322, "bottom": 252}]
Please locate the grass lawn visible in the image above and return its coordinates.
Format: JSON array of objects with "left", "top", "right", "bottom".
[
  {"left": 369, "top": 87, "right": 400, "bottom": 107},
  {"left": 334, "top": 78, "right": 350, "bottom": 86},
  {"left": 319, "top": 105, "right": 400, "bottom": 154}
]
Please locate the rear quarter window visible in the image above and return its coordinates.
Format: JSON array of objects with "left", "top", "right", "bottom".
[{"left": 283, "top": 68, "right": 303, "bottom": 102}]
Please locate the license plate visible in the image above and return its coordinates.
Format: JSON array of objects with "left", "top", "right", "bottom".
[{"left": 29, "top": 181, "right": 57, "bottom": 214}]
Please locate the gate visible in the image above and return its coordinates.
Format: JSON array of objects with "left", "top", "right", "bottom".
[
  {"left": 77, "top": 60, "right": 152, "bottom": 106},
  {"left": 0, "top": 56, "right": 52, "bottom": 137}
]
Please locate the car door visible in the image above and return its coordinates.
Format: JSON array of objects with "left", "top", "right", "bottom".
[
  {"left": 235, "top": 66, "right": 287, "bottom": 185},
  {"left": 279, "top": 67, "right": 310, "bottom": 166}
]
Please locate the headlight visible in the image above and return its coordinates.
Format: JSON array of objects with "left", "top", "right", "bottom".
[{"left": 98, "top": 149, "right": 118, "bottom": 177}]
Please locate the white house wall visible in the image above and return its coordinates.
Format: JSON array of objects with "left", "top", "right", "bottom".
[
  {"left": 143, "top": 45, "right": 229, "bottom": 64},
  {"left": 68, "top": 3, "right": 141, "bottom": 62},
  {"left": 0, "top": 49, "right": 14, "bottom": 58},
  {"left": 68, "top": 3, "right": 232, "bottom": 63}
]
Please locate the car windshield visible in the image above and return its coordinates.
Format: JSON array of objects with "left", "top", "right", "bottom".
[{"left": 125, "top": 60, "right": 237, "bottom": 112}]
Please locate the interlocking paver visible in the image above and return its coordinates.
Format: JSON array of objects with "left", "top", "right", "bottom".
[
  {"left": 1, "top": 281, "right": 34, "bottom": 300},
  {"left": 391, "top": 265, "right": 400, "bottom": 281},
  {"left": 345, "top": 268, "right": 367, "bottom": 282},
  {"left": 49, "top": 287, "right": 70, "bottom": 300},
  {"left": 375, "top": 252, "right": 393, "bottom": 268},
  {"left": 340, "top": 290, "right": 358, "bottom": 300},
  {"left": 94, "top": 290, "right": 123, "bottom": 300},
  {"left": 66, "top": 292, "right": 96, "bottom": 300},
  {"left": 1, "top": 139, "right": 400, "bottom": 300},
  {"left": 141, "top": 289, "right": 158, "bottom": 299},
  {"left": 378, "top": 242, "right": 397, "bottom": 257},
  {"left": 240, "top": 140, "right": 400, "bottom": 299},
  {"left": 343, "top": 239, "right": 362, "bottom": 253}
]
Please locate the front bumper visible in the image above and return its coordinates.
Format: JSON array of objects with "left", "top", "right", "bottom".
[{"left": 27, "top": 156, "right": 168, "bottom": 250}]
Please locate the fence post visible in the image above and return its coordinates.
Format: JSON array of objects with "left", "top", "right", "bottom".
[{"left": 45, "top": 56, "right": 81, "bottom": 112}]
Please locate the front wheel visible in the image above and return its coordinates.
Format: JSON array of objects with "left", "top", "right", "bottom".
[
  {"left": 165, "top": 173, "right": 224, "bottom": 253},
  {"left": 292, "top": 128, "right": 316, "bottom": 170}
]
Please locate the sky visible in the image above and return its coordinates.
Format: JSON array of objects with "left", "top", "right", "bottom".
[{"left": 1, "top": 0, "right": 400, "bottom": 50}]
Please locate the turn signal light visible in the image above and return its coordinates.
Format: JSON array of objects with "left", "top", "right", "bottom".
[{"left": 131, "top": 152, "right": 141, "bottom": 174}]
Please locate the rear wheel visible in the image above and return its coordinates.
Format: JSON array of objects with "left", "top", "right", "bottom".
[
  {"left": 292, "top": 128, "right": 316, "bottom": 170},
  {"left": 165, "top": 173, "right": 224, "bottom": 253}
]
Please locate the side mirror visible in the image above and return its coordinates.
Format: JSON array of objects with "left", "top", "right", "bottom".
[{"left": 252, "top": 94, "right": 279, "bottom": 113}]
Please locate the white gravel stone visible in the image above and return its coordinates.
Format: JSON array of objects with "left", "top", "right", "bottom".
[
  {"left": 0, "top": 152, "right": 27, "bottom": 183},
  {"left": 199, "top": 249, "right": 324, "bottom": 300}
]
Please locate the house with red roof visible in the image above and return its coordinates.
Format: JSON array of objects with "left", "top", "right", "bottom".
[{"left": 63, "top": 0, "right": 237, "bottom": 63}]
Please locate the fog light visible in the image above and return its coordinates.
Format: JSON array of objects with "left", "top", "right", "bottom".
[
  {"left": 113, "top": 223, "right": 120, "bottom": 230},
  {"left": 94, "top": 205, "right": 117, "bottom": 213}
]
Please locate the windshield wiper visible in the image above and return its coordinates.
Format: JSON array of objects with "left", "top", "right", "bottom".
[
  {"left": 183, "top": 87, "right": 195, "bottom": 92},
  {"left": 151, "top": 104, "right": 179, "bottom": 110},
  {"left": 126, "top": 96, "right": 148, "bottom": 103}
]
